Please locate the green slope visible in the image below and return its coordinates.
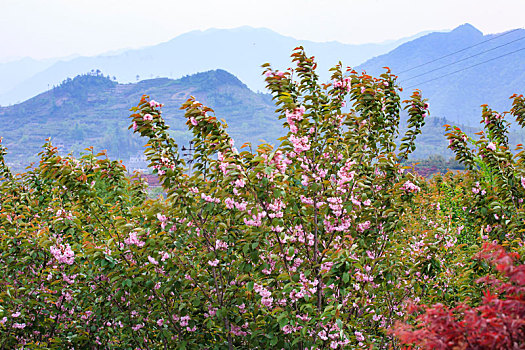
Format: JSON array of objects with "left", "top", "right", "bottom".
[{"left": 0, "top": 70, "right": 281, "bottom": 171}]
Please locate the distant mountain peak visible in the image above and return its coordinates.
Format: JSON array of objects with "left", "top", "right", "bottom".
[
  {"left": 179, "top": 69, "right": 248, "bottom": 89},
  {"left": 57, "top": 72, "right": 116, "bottom": 87},
  {"left": 451, "top": 23, "right": 483, "bottom": 36}
]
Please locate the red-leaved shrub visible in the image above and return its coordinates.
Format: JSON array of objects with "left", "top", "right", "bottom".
[{"left": 392, "top": 242, "right": 525, "bottom": 349}]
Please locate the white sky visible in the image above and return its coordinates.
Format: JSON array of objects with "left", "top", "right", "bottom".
[{"left": 1, "top": 0, "right": 524, "bottom": 61}]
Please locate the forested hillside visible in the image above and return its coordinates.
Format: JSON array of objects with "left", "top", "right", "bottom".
[{"left": 0, "top": 70, "right": 277, "bottom": 170}]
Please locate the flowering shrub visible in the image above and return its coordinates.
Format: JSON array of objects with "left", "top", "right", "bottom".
[
  {"left": 444, "top": 94, "right": 525, "bottom": 242},
  {"left": 391, "top": 95, "right": 525, "bottom": 349},
  {"left": 1, "top": 48, "right": 521, "bottom": 349}
]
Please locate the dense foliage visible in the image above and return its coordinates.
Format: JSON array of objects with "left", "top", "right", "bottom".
[{"left": 1, "top": 48, "right": 524, "bottom": 349}]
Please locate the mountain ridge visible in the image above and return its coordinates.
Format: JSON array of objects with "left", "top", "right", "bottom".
[
  {"left": 357, "top": 24, "right": 525, "bottom": 126},
  {"left": 2, "top": 67, "right": 519, "bottom": 174},
  {"left": 0, "top": 26, "right": 439, "bottom": 105}
]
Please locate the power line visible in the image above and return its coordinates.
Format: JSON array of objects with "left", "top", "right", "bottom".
[
  {"left": 401, "top": 35, "right": 525, "bottom": 83},
  {"left": 398, "top": 28, "right": 521, "bottom": 74},
  {"left": 405, "top": 46, "right": 525, "bottom": 89}
]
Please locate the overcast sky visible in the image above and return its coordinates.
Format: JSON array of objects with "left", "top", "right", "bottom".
[{"left": 2, "top": 0, "right": 524, "bottom": 61}]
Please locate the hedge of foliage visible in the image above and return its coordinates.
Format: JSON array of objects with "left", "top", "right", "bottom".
[{"left": 1, "top": 48, "right": 524, "bottom": 349}]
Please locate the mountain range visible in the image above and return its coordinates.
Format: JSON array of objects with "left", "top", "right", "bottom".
[
  {"left": 357, "top": 24, "right": 525, "bottom": 125},
  {"left": 0, "top": 26, "right": 435, "bottom": 106},
  {"left": 1, "top": 24, "right": 524, "bottom": 171},
  {"left": 0, "top": 69, "right": 503, "bottom": 173}
]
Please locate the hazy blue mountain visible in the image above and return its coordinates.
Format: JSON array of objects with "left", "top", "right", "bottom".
[
  {"left": 0, "top": 26, "right": 435, "bottom": 105},
  {"left": 357, "top": 23, "right": 525, "bottom": 126},
  {"left": 0, "top": 57, "right": 58, "bottom": 97}
]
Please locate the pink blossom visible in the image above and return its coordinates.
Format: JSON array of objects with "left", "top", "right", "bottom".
[
  {"left": 124, "top": 231, "right": 145, "bottom": 247},
  {"left": 357, "top": 221, "right": 371, "bottom": 233},
  {"left": 238, "top": 303, "right": 246, "bottom": 313},
  {"left": 148, "top": 256, "right": 159, "bottom": 265},
  {"left": 208, "top": 259, "right": 219, "bottom": 267},
  {"left": 13, "top": 323, "right": 26, "bottom": 329},
  {"left": 190, "top": 117, "right": 198, "bottom": 126},
  {"left": 180, "top": 315, "right": 190, "bottom": 327},
  {"left": 261, "top": 297, "right": 273, "bottom": 307},
  {"left": 132, "top": 323, "right": 144, "bottom": 331},
  {"left": 215, "top": 240, "right": 228, "bottom": 251},
  {"left": 149, "top": 100, "right": 162, "bottom": 108},
  {"left": 487, "top": 142, "right": 496, "bottom": 151},
  {"left": 521, "top": 177, "right": 525, "bottom": 189},
  {"left": 224, "top": 197, "right": 235, "bottom": 209},
  {"left": 285, "top": 106, "right": 305, "bottom": 126},
  {"left": 201, "top": 193, "right": 221, "bottom": 203},
  {"left": 50, "top": 243, "right": 75, "bottom": 265},
  {"left": 401, "top": 180, "right": 420, "bottom": 193},
  {"left": 143, "top": 113, "right": 154, "bottom": 121},
  {"left": 157, "top": 213, "right": 168, "bottom": 228},
  {"left": 289, "top": 135, "right": 310, "bottom": 153},
  {"left": 157, "top": 319, "right": 164, "bottom": 327},
  {"left": 355, "top": 331, "right": 365, "bottom": 342},
  {"left": 282, "top": 325, "right": 293, "bottom": 334}
]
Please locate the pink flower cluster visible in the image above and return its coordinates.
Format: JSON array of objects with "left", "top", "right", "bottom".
[
  {"left": 224, "top": 197, "right": 247, "bottom": 211},
  {"left": 267, "top": 198, "right": 285, "bottom": 218},
  {"left": 286, "top": 106, "right": 305, "bottom": 134},
  {"left": 254, "top": 283, "right": 273, "bottom": 307},
  {"left": 215, "top": 240, "right": 228, "bottom": 251},
  {"left": 336, "top": 160, "right": 356, "bottom": 188},
  {"left": 315, "top": 321, "right": 350, "bottom": 348},
  {"left": 149, "top": 100, "right": 162, "bottom": 108},
  {"left": 124, "top": 231, "right": 145, "bottom": 247},
  {"left": 50, "top": 243, "right": 75, "bottom": 265},
  {"left": 230, "top": 323, "right": 250, "bottom": 336},
  {"left": 401, "top": 180, "right": 420, "bottom": 193},
  {"left": 284, "top": 225, "right": 314, "bottom": 246},
  {"left": 201, "top": 193, "right": 221, "bottom": 203},
  {"left": 264, "top": 70, "right": 286, "bottom": 78},
  {"left": 288, "top": 135, "right": 311, "bottom": 153},
  {"left": 357, "top": 221, "right": 371, "bottom": 233},
  {"left": 243, "top": 211, "right": 266, "bottom": 227},
  {"left": 157, "top": 213, "right": 168, "bottom": 229},
  {"left": 332, "top": 77, "right": 352, "bottom": 91},
  {"left": 261, "top": 150, "right": 290, "bottom": 174}
]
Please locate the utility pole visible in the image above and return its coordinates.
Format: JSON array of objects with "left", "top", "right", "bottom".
[{"left": 181, "top": 141, "right": 195, "bottom": 176}]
